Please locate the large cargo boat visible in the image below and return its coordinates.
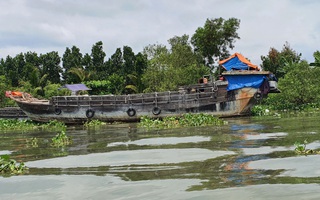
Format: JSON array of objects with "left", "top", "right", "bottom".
[{"left": 6, "top": 53, "right": 279, "bottom": 124}]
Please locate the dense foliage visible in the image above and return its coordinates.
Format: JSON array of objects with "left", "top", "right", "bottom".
[
  {"left": 257, "top": 47, "right": 320, "bottom": 112},
  {"left": 191, "top": 17, "right": 240, "bottom": 68},
  {"left": 0, "top": 17, "right": 239, "bottom": 107},
  {"left": 261, "top": 42, "right": 302, "bottom": 79},
  {"left": 1, "top": 17, "right": 320, "bottom": 113}
]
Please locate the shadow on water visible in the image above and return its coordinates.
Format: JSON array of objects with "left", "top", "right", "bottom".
[{"left": 3, "top": 113, "right": 320, "bottom": 198}]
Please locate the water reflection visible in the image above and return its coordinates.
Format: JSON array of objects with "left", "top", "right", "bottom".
[
  {"left": 107, "top": 136, "right": 211, "bottom": 147},
  {"left": 26, "top": 148, "right": 235, "bottom": 168},
  {"left": 2, "top": 114, "right": 320, "bottom": 199}
]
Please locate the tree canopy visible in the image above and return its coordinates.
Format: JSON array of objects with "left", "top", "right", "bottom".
[
  {"left": 261, "top": 42, "right": 301, "bottom": 79},
  {"left": 4, "top": 16, "right": 320, "bottom": 111},
  {"left": 191, "top": 17, "right": 240, "bottom": 69}
]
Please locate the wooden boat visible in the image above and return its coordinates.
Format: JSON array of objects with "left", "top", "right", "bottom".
[{"left": 5, "top": 53, "right": 280, "bottom": 124}]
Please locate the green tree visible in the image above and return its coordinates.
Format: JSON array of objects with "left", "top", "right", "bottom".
[
  {"left": 14, "top": 53, "right": 26, "bottom": 81},
  {"left": 142, "top": 36, "right": 210, "bottom": 92},
  {"left": 261, "top": 42, "right": 301, "bottom": 79},
  {"left": 24, "top": 51, "right": 40, "bottom": 66},
  {"left": 90, "top": 41, "right": 106, "bottom": 79},
  {"left": 84, "top": 80, "right": 112, "bottom": 95},
  {"left": 39, "top": 51, "right": 62, "bottom": 84},
  {"left": 3, "top": 56, "right": 19, "bottom": 87},
  {"left": 23, "top": 52, "right": 40, "bottom": 86},
  {"left": 108, "top": 73, "right": 126, "bottom": 95},
  {"left": 107, "top": 48, "right": 123, "bottom": 76},
  {"left": 122, "top": 46, "right": 138, "bottom": 93},
  {"left": 34, "top": 74, "right": 49, "bottom": 97},
  {"left": 168, "top": 34, "right": 199, "bottom": 68},
  {"left": 126, "top": 52, "right": 148, "bottom": 93},
  {"left": 62, "top": 46, "right": 83, "bottom": 83},
  {"left": 82, "top": 53, "right": 93, "bottom": 73},
  {"left": 0, "top": 75, "right": 9, "bottom": 107},
  {"left": 142, "top": 44, "right": 169, "bottom": 92},
  {"left": 43, "top": 83, "right": 68, "bottom": 99},
  {"left": 29, "top": 67, "right": 40, "bottom": 88},
  {"left": 0, "top": 58, "right": 4, "bottom": 76},
  {"left": 68, "top": 67, "right": 92, "bottom": 82},
  {"left": 277, "top": 61, "right": 320, "bottom": 106},
  {"left": 123, "top": 46, "right": 136, "bottom": 75},
  {"left": 310, "top": 51, "right": 320, "bottom": 67},
  {"left": 191, "top": 17, "right": 240, "bottom": 68}
]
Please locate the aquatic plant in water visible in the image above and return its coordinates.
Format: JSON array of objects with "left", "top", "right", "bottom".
[
  {"left": 294, "top": 140, "right": 320, "bottom": 155},
  {"left": 139, "top": 113, "right": 227, "bottom": 129},
  {"left": 51, "top": 131, "right": 72, "bottom": 147},
  {"left": 83, "top": 119, "right": 107, "bottom": 128},
  {"left": 0, "top": 119, "right": 36, "bottom": 131},
  {"left": 0, "top": 119, "right": 66, "bottom": 132},
  {"left": 40, "top": 120, "right": 67, "bottom": 131},
  {"left": 0, "top": 155, "right": 27, "bottom": 175},
  {"left": 26, "top": 137, "right": 39, "bottom": 148}
]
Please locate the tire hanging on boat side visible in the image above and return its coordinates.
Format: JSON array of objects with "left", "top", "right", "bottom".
[
  {"left": 254, "top": 92, "right": 262, "bottom": 100},
  {"left": 152, "top": 107, "right": 161, "bottom": 115},
  {"left": 86, "top": 109, "right": 95, "bottom": 118},
  {"left": 127, "top": 108, "right": 136, "bottom": 117},
  {"left": 54, "top": 108, "right": 62, "bottom": 115}
]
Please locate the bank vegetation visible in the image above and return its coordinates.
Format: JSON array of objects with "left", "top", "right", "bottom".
[{"left": 1, "top": 17, "right": 320, "bottom": 115}]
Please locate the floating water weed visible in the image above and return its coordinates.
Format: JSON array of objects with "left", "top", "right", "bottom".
[
  {"left": 0, "top": 155, "right": 27, "bottom": 175},
  {"left": 51, "top": 131, "right": 72, "bottom": 147},
  {"left": 83, "top": 120, "right": 107, "bottom": 128},
  {"left": 0, "top": 119, "right": 66, "bottom": 132},
  {"left": 41, "top": 120, "right": 67, "bottom": 131},
  {"left": 139, "top": 113, "right": 227, "bottom": 129},
  {"left": 294, "top": 140, "right": 320, "bottom": 155},
  {"left": 26, "top": 137, "right": 38, "bottom": 148}
]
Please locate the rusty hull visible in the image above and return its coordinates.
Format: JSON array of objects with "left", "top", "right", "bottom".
[{"left": 9, "top": 81, "right": 261, "bottom": 124}]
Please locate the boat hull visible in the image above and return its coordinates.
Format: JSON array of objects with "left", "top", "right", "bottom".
[{"left": 12, "top": 82, "right": 261, "bottom": 124}]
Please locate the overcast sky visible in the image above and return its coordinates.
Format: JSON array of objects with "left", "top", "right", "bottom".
[{"left": 1, "top": 0, "right": 319, "bottom": 65}]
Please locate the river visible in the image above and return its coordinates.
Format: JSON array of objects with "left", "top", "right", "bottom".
[{"left": 1, "top": 113, "right": 320, "bottom": 199}]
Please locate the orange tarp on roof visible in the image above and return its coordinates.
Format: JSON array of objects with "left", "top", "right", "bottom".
[{"left": 219, "top": 53, "right": 260, "bottom": 71}]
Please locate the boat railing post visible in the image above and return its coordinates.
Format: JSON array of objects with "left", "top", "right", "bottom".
[
  {"left": 183, "top": 90, "right": 185, "bottom": 103},
  {"left": 54, "top": 96, "right": 58, "bottom": 106},
  {"left": 197, "top": 88, "right": 199, "bottom": 100},
  {"left": 128, "top": 94, "right": 132, "bottom": 105},
  {"left": 155, "top": 92, "right": 158, "bottom": 107},
  {"left": 77, "top": 96, "right": 79, "bottom": 107}
]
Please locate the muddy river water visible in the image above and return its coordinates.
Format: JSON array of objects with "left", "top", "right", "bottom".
[{"left": 1, "top": 113, "right": 320, "bottom": 199}]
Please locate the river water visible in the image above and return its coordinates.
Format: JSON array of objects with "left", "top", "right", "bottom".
[{"left": 1, "top": 113, "right": 320, "bottom": 199}]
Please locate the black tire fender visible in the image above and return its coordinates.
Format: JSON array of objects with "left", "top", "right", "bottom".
[
  {"left": 54, "top": 108, "right": 62, "bottom": 115},
  {"left": 86, "top": 109, "right": 95, "bottom": 118},
  {"left": 254, "top": 92, "right": 262, "bottom": 100},
  {"left": 127, "top": 108, "right": 136, "bottom": 117},
  {"left": 152, "top": 107, "right": 161, "bottom": 115}
]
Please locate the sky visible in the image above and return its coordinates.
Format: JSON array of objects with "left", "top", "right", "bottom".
[{"left": 1, "top": 0, "right": 319, "bottom": 66}]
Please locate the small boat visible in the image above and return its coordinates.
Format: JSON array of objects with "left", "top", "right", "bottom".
[{"left": 6, "top": 53, "right": 279, "bottom": 124}]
